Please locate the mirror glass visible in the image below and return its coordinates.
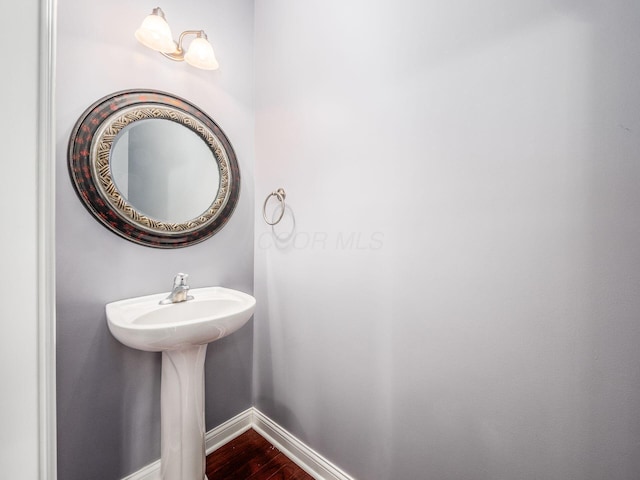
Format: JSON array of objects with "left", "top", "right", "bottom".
[
  {"left": 111, "top": 119, "right": 220, "bottom": 223},
  {"left": 68, "top": 89, "right": 240, "bottom": 248}
]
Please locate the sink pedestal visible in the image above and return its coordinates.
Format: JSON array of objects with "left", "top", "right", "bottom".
[{"left": 161, "top": 345, "right": 209, "bottom": 480}]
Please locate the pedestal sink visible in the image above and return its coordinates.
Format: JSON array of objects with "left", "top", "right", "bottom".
[{"left": 106, "top": 286, "right": 256, "bottom": 480}]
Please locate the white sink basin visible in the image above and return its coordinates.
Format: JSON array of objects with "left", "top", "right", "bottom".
[
  {"left": 106, "top": 286, "right": 256, "bottom": 352},
  {"left": 106, "top": 285, "right": 255, "bottom": 480}
]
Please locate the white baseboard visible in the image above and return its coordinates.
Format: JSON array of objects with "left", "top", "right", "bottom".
[
  {"left": 252, "top": 409, "right": 354, "bottom": 480},
  {"left": 205, "top": 408, "right": 254, "bottom": 454},
  {"left": 121, "top": 459, "right": 160, "bottom": 480},
  {"left": 121, "top": 408, "right": 355, "bottom": 480}
]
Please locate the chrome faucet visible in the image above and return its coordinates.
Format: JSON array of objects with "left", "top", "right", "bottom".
[{"left": 159, "top": 273, "right": 194, "bottom": 305}]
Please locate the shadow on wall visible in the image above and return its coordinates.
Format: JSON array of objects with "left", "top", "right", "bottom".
[
  {"left": 57, "top": 305, "right": 161, "bottom": 479},
  {"left": 253, "top": 199, "right": 309, "bottom": 442}
]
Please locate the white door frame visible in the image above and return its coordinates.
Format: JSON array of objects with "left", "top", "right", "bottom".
[{"left": 38, "top": 0, "right": 57, "bottom": 478}]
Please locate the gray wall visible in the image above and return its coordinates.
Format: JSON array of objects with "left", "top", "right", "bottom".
[
  {"left": 254, "top": 1, "right": 640, "bottom": 479},
  {"left": 55, "top": 1, "right": 255, "bottom": 479},
  {"left": 0, "top": 0, "right": 40, "bottom": 478}
]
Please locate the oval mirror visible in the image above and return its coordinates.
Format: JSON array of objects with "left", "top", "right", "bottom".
[{"left": 68, "top": 90, "right": 240, "bottom": 248}]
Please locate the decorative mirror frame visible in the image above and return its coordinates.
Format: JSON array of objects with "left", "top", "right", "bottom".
[{"left": 68, "top": 89, "right": 240, "bottom": 248}]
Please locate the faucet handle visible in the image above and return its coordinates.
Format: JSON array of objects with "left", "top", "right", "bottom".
[{"left": 173, "top": 273, "right": 189, "bottom": 287}]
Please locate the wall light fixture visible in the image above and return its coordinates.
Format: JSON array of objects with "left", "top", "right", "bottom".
[{"left": 135, "top": 7, "right": 219, "bottom": 70}]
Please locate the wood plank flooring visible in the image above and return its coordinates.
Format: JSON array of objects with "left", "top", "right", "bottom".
[{"left": 206, "top": 428, "right": 315, "bottom": 480}]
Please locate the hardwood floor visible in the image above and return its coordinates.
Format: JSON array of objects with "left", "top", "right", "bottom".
[{"left": 206, "top": 428, "right": 315, "bottom": 480}]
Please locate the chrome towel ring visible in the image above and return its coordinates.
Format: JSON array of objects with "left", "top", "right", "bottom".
[{"left": 263, "top": 188, "right": 286, "bottom": 225}]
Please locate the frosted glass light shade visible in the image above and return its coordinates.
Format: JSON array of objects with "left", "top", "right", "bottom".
[
  {"left": 184, "top": 37, "right": 219, "bottom": 70},
  {"left": 135, "top": 12, "right": 176, "bottom": 53}
]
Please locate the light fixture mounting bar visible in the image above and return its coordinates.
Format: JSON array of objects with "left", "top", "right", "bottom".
[{"left": 161, "top": 30, "right": 206, "bottom": 62}]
